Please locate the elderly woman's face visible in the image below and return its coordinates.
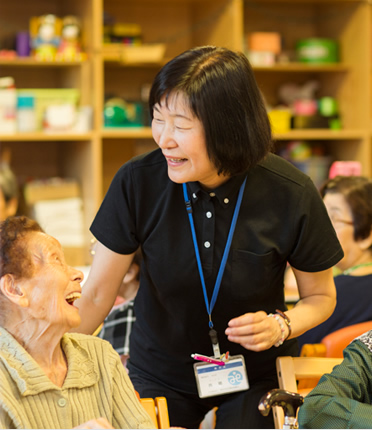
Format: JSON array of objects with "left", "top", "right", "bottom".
[
  {"left": 20, "top": 231, "right": 83, "bottom": 329},
  {"left": 324, "top": 192, "right": 362, "bottom": 271}
]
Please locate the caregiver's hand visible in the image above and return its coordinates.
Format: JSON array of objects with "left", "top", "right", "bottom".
[{"left": 225, "top": 311, "right": 288, "bottom": 351}]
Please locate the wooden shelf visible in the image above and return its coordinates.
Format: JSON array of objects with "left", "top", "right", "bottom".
[
  {"left": 103, "top": 60, "right": 165, "bottom": 69},
  {"left": 253, "top": 63, "right": 350, "bottom": 73},
  {"left": 245, "top": 0, "right": 371, "bottom": 176},
  {"left": 273, "top": 129, "right": 369, "bottom": 141},
  {"left": 0, "top": 133, "right": 93, "bottom": 141},
  {"left": 101, "top": 127, "right": 153, "bottom": 139},
  {"left": 0, "top": 58, "right": 87, "bottom": 67}
]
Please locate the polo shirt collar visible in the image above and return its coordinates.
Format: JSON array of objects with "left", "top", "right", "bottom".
[{"left": 187, "top": 173, "right": 247, "bottom": 207}]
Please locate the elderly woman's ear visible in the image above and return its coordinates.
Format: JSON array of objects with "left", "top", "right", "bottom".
[{"left": 0, "top": 274, "right": 29, "bottom": 307}]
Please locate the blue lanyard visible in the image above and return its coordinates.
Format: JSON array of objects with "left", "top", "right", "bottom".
[{"left": 182, "top": 177, "right": 247, "bottom": 329}]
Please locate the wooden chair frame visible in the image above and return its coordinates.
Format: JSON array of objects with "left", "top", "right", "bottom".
[
  {"left": 273, "top": 356, "right": 343, "bottom": 428},
  {"left": 140, "top": 397, "right": 170, "bottom": 429}
]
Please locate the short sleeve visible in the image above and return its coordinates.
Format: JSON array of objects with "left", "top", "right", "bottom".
[
  {"left": 90, "top": 162, "right": 139, "bottom": 254},
  {"left": 288, "top": 177, "right": 343, "bottom": 272}
]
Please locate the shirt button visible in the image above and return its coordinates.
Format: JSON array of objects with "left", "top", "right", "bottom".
[
  {"left": 206, "top": 211, "right": 212, "bottom": 218},
  {"left": 209, "top": 192, "right": 216, "bottom": 197},
  {"left": 204, "top": 241, "right": 211, "bottom": 248},
  {"left": 224, "top": 198, "right": 229, "bottom": 204},
  {"left": 58, "top": 398, "right": 67, "bottom": 407},
  {"left": 192, "top": 193, "right": 197, "bottom": 199}
]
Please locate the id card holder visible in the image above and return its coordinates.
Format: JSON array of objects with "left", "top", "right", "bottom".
[{"left": 193, "top": 355, "right": 249, "bottom": 398}]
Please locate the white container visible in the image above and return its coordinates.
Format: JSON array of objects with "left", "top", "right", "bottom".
[{"left": 0, "top": 88, "right": 17, "bottom": 134}]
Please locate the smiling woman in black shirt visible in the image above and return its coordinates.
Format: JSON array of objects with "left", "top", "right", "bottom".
[{"left": 74, "top": 45, "right": 343, "bottom": 429}]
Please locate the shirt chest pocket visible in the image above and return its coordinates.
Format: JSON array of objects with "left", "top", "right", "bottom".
[{"left": 229, "top": 249, "right": 277, "bottom": 302}]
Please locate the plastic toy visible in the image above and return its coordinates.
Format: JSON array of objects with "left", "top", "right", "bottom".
[
  {"left": 30, "top": 14, "right": 61, "bottom": 61},
  {"left": 57, "top": 15, "right": 85, "bottom": 61}
]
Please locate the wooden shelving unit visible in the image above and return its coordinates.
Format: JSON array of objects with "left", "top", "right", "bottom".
[
  {"left": 1, "top": 0, "right": 371, "bottom": 265},
  {"left": 246, "top": 0, "right": 371, "bottom": 174}
]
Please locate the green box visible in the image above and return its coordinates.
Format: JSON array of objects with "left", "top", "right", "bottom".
[{"left": 296, "top": 38, "right": 339, "bottom": 63}]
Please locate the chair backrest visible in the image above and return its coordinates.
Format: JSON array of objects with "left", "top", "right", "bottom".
[
  {"left": 139, "top": 397, "right": 170, "bottom": 429},
  {"left": 300, "top": 321, "right": 372, "bottom": 358},
  {"left": 321, "top": 320, "right": 372, "bottom": 358},
  {"left": 273, "top": 356, "right": 343, "bottom": 428},
  {"left": 300, "top": 342, "right": 327, "bottom": 357}
]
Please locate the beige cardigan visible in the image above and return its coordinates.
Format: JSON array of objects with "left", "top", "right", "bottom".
[{"left": 0, "top": 327, "right": 154, "bottom": 429}]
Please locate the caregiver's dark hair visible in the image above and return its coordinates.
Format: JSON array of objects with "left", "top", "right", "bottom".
[{"left": 149, "top": 45, "right": 273, "bottom": 176}]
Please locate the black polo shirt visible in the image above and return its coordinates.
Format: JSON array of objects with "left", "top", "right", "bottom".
[{"left": 91, "top": 148, "right": 343, "bottom": 393}]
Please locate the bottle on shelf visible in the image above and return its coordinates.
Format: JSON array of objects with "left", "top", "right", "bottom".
[{"left": 17, "top": 94, "right": 36, "bottom": 132}]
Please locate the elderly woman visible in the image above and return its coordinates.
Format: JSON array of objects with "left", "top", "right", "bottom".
[
  {"left": 297, "top": 175, "right": 372, "bottom": 350},
  {"left": 298, "top": 330, "right": 372, "bottom": 428},
  {"left": 0, "top": 216, "right": 153, "bottom": 429}
]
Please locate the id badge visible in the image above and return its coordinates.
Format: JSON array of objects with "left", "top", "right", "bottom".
[{"left": 194, "top": 355, "right": 249, "bottom": 398}]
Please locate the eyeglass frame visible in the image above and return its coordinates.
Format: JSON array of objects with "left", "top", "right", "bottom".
[{"left": 329, "top": 216, "right": 354, "bottom": 227}]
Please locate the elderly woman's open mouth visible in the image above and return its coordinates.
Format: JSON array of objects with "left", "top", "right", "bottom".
[{"left": 65, "top": 292, "right": 81, "bottom": 306}]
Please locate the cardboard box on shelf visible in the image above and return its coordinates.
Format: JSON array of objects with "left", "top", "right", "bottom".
[
  {"left": 24, "top": 178, "right": 80, "bottom": 205},
  {"left": 24, "top": 178, "right": 87, "bottom": 266},
  {"left": 103, "top": 43, "right": 165, "bottom": 64},
  {"left": 247, "top": 32, "right": 281, "bottom": 54}
]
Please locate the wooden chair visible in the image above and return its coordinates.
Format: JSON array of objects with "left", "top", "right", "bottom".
[
  {"left": 92, "top": 323, "right": 103, "bottom": 336},
  {"left": 139, "top": 397, "right": 170, "bottom": 429},
  {"left": 300, "top": 320, "right": 372, "bottom": 358},
  {"left": 271, "top": 356, "right": 343, "bottom": 428},
  {"left": 140, "top": 393, "right": 215, "bottom": 429},
  {"left": 135, "top": 391, "right": 170, "bottom": 429}
]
